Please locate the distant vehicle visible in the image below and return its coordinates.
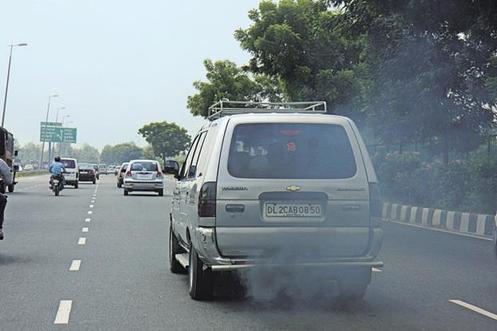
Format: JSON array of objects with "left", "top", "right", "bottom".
[
  {"left": 78, "top": 163, "right": 97, "bottom": 184},
  {"left": 91, "top": 164, "right": 100, "bottom": 180},
  {"left": 98, "top": 164, "right": 108, "bottom": 175},
  {"left": 116, "top": 162, "right": 128, "bottom": 188},
  {"left": 24, "top": 164, "right": 34, "bottom": 171},
  {"left": 0, "top": 127, "right": 18, "bottom": 193},
  {"left": 60, "top": 158, "right": 79, "bottom": 188},
  {"left": 123, "top": 160, "right": 163, "bottom": 196},
  {"left": 166, "top": 101, "right": 383, "bottom": 301},
  {"left": 114, "top": 165, "right": 120, "bottom": 176}
]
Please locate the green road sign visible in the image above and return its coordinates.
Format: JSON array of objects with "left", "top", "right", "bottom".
[
  {"left": 61, "top": 127, "right": 77, "bottom": 144},
  {"left": 40, "top": 122, "right": 77, "bottom": 143},
  {"left": 40, "top": 122, "right": 62, "bottom": 142}
]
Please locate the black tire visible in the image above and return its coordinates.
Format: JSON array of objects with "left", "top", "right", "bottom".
[
  {"left": 92, "top": 179, "right": 96, "bottom": 184},
  {"left": 74, "top": 182, "right": 79, "bottom": 189},
  {"left": 0, "top": 183, "right": 5, "bottom": 194},
  {"left": 158, "top": 190, "right": 164, "bottom": 196},
  {"left": 189, "top": 247, "right": 213, "bottom": 300},
  {"left": 117, "top": 182, "right": 122, "bottom": 188},
  {"left": 169, "top": 225, "right": 186, "bottom": 274},
  {"left": 7, "top": 184, "right": 14, "bottom": 193},
  {"left": 124, "top": 189, "right": 128, "bottom": 196},
  {"left": 54, "top": 186, "right": 59, "bottom": 196},
  {"left": 337, "top": 267, "right": 371, "bottom": 302}
]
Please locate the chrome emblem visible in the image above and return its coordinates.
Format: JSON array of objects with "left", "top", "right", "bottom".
[{"left": 286, "top": 185, "right": 301, "bottom": 192}]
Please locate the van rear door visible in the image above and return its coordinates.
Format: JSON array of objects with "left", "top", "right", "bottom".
[{"left": 215, "top": 116, "right": 371, "bottom": 259}]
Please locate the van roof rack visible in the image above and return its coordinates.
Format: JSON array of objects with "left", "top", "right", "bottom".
[{"left": 207, "top": 100, "right": 327, "bottom": 120}]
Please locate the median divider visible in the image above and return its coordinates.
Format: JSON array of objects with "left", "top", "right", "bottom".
[{"left": 382, "top": 202, "right": 496, "bottom": 239}]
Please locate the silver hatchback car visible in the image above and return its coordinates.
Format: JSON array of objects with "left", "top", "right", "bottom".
[
  {"left": 166, "top": 101, "right": 383, "bottom": 301},
  {"left": 123, "top": 160, "right": 164, "bottom": 196}
]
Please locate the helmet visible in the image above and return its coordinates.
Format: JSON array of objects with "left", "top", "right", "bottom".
[{"left": 54, "top": 156, "right": 61, "bottom": 162}]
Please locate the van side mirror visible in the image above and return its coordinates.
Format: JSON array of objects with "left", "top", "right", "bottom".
[
  {"left": 13, "top": 165, "right": 19, "bottom": 171},
  {"left": 14, "top": 150, "right": 18, "bottom": 157}
]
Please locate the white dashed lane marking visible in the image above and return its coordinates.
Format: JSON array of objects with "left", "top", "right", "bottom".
[
  {"left": 78, "top": 237, "right": 86, "bottom": 245},
  {"left": 85, "top": 218, "right": 91, "bottom": 223},
  {"left": 87, "top": 211, "right": 93, "bottom": 215},
  {"left": 69, "top": 260, "right": 81, "bottom": 271},
  {"left": 89, "top": 204, "right": 94, "bottom": 208},
  {"left": 54, "top": 300, "right": 73, "bottom": 324},
  {"left": 82, "top": 227, "right": 89, "bottom": 233},
  {"left": 450, "top": 300, "right": 497, "bottom": 321}
]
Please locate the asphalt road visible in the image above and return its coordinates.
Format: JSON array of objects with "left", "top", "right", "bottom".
[{"left": 1, "top": 175, "right": 496, "bottom": 330}]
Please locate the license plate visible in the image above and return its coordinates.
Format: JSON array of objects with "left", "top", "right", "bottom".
[
  {"left": 137, "top": 175, "right": 152, "bottom": 180},
  {"left": 264, "top": 202, "right": 322, "bottom": 217}
]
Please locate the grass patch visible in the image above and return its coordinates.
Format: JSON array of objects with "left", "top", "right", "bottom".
[{"left": 16, "top": 171, "right": 47, "bottom": 178}]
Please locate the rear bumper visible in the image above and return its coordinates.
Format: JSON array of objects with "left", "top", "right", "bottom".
[
  {"left": 192, "top": 226, "right": 384, "bottom": 271},
  {"left": 79, "top": 174, "right": 95, "bottom": 181},
  {"left": 123, "top": 180, "right": 163, "bottom": 191}
]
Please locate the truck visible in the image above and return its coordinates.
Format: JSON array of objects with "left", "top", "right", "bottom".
[{"left": 0, "top": 127, "right": 18, "bottom": 193}]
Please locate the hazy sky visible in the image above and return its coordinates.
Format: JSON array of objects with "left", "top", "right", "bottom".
[{"left": 0, "top": 0, "right": 260, "bottom": 149}]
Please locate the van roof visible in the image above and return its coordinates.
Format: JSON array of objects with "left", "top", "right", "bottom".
[{"left": 200, "top": 113, "right": 352, "bottom": 131}]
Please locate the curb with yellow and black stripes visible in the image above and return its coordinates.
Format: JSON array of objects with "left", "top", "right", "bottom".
[{"left": 382, "top": 203, "right": 497, "bottom": 238}]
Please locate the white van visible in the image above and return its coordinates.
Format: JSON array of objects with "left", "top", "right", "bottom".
[
  {"left": 165, "top": 101, "right": 383, "bottom": 301},
  {"left": 61, "top": 158, "right": 79, "bottom": 188}
]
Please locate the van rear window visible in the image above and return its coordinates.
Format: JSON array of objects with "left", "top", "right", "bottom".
[
  {"left": 62, "top": 159, "right": 76, "bottom": 168},
  {"left": 228, "top": 123, "right": 357, "bottom": 179}
]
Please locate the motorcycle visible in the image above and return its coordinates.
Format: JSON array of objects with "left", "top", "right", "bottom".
[{"left": 49, "top": 175, "right": 64, "bottom": 196}]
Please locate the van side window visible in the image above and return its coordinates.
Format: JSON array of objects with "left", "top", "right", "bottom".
[
  {"left": 188, "top": 131, "right": 207, "bottom": 178},
  {"left": 180, "top": 135, "right": 200, "bottom": 179}
]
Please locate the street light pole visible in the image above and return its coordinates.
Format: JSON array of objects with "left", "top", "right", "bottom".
[
  {"left": 51, "top": 107, "right": 65, "bottom": 159},
  {"left": 39, "top": 94, "right": 58, "bottom": 168},
  {"left": 1, "top": 43, "right": 27, "bottom": 127}
]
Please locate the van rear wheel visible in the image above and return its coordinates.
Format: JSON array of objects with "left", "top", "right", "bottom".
[
  {"left": 337, "top": 267, "right": 371, "bottom": 302},
  {"left": 188, "top": 247, "right": 213, "bottom": 300}
]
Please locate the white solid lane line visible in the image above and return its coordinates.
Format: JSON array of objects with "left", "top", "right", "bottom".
[
  {"left": 54, "top": 300, "right": 73, "bottom": 324},
  {"left": 450, "top": 300, "right": 497, "bottom": 321},
  {"left": 78, "top": 237, "right": 86, "bottom": 245},
  {"left": 85, "top": 218, "right": 91, "bottom": 223},
  {"left": 69, "top": 260, "right": 81, "bottom": 271},
  {"left": 82, "top": 227, "right": 89, "bottom": 233}
]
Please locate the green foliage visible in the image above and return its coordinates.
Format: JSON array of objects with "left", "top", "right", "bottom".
[
  {"left": 17, "top": 142, "right": 41, "bottom": 164},
  {"left": 187, "top": 59, "right": 281, "bottom": 118},
  {"left": 138, "top": 121, "right": 191, "bottom": 162},
  {"left": 67, "top": 144, "right": 100, "bottom": 163},
  {"left": 374, "top": 151, "right": 497, "bottom": 214},
  {"left": 333, "top": 0, "right": 497, "bottom": 159},
  {"left": 101, "top": 143, "right": 144, "bottom": 165},
  {"left": 235, "top": 0, "right": 367, "bottom": 119}
]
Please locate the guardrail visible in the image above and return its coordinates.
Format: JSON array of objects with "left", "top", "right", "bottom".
[{"left": 382, "top": 202, "right": 496, "bottom": 238}]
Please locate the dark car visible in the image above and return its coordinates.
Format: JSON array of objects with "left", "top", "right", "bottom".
[{"left": 78, "top": 163, "right": 97, "bottom": 184}]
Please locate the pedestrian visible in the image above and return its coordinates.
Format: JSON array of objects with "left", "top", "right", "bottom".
[{"left": 0, "top": 158, "right": 12, "bottom": 240}]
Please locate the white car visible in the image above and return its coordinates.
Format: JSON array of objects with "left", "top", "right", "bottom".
[
  {"left": 61, "top": 158, "right": 79, "bottom": 188},
  {"left": 166, "top": 100, "right": 383, "bottom": 301},
  {"left": 123, "top": 160, "right": 164, "bottom": 196}
]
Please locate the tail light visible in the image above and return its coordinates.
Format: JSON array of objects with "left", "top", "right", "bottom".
[
  {"left": 157, "top": 171, "right": 163, "bottom": 178},
  {"left": 126, "top": 171, "right": 132, "bottom": 177},
  {"left": 369, "top": 182, "right": 382, "bottom": 226},
  {"left": 90, "top": 169, "right": 95, "bottom": 174},
  {"left": 198, "top": 182, "right": 216, "bottom": 217}
]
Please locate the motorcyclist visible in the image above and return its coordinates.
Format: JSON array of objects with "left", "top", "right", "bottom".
[
  {"left": 49, "top": 156, "right": 65, "bottom": 190},
  {"left": 0, "top": 158, "right": 13, "bottom": 240}
]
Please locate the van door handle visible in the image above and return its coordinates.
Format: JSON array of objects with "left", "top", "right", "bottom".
[{"left": 225, "top": 204, "right": 245, "bottom": 213}]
